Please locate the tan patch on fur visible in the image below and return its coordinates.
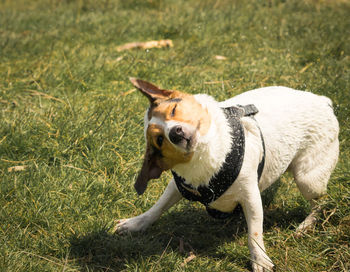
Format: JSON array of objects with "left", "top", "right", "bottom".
[
  {"left": 147, "top": 123, "right": 193, "bottom": 169},
  {"left": 150, "top": 91, "right": 211, "bottom": 136}
]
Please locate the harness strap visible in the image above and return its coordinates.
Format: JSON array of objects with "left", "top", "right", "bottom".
[
  {"left": 173, "top": 105, "right": 245, "bottom": 206},
  {"left": 257, "top": 125, "right": 266, "bottom": 181},
  {"left": 231, "top": 104, "right": 265, "bottom": 181},
  {"left": 173, "top": 104, "right": 266, "bottom": 219}
]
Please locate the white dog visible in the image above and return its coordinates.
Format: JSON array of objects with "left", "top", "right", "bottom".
[{"left": 115, "top": 78, "right": 339, "bottom": 271}]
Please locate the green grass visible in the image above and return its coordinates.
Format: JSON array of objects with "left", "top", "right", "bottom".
[{"left": 1, "top": 0, "right": 350, "bottom": 271}]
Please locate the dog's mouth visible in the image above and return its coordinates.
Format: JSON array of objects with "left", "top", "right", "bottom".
[{"left": 171, "top": 134, "right": 193, "bottom": 151}]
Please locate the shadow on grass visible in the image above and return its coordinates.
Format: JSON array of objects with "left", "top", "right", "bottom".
[
  {"left": 69, "top": 198, "right": 309, "bottom": 271},
  {"left": 69, "top": 208, "right": 247, "bottom": 271}
]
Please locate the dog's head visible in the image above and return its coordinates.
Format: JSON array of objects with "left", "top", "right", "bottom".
[{"left": 130, "top": 78, "right": 211, "bottom": 195}]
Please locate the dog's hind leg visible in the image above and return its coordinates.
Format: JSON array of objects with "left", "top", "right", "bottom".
[
  {"left": 294, "top": 199, "right": 323, "bottom": 236},
  {"left": 291, "top": 138, "right": 339, "bottom": 235}
]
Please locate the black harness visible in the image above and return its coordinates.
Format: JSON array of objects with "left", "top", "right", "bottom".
[{"left": 172, "top": 104, "right": 265, "bottom": 219}]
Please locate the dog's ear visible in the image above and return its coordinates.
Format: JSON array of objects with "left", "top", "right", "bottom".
[
  {"left": 134, "top": 146, "right": 164, "bottom": 195},
  {"left": 130, "top": 78, "right": 172, "bottom": 103}
]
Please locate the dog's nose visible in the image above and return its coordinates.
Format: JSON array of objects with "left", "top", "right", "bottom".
[{"left": 169, "top": 125, "right": 185, "bottom": 144}]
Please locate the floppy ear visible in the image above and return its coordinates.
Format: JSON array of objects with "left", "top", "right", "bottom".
[
  {"left": 134, "top": 146, "right": 164, "bottom": 195},
  {"left": 130, "top": 78, "right": 172, "bottom": 103}
]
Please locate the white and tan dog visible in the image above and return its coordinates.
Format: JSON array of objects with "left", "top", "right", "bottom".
[{"left": 115, "top": 78, "right": 339, "bottom": 271}]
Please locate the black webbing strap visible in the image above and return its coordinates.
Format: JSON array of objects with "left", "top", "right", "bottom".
[{"left": 173, "top": 104, "right": 265, "bottom": 219}]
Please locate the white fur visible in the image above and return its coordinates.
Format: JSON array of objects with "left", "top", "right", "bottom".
[
  {"left": 116, "top": 86, "right": 339, "bottom": 272},
  {"left": 172, "top": 94, "right": 233, "bottom": 188}
]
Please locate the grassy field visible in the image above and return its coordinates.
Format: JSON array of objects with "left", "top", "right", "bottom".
[{"left": 1, "top": 0, "right": 350, "bottom": 271}]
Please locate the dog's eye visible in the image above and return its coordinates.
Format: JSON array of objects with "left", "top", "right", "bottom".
[
  {"left": 171, "top": 104, "right": 177, "bottom": 117},
  {"left": 156, "top": 135, "right": 164, "bottom": 147}
]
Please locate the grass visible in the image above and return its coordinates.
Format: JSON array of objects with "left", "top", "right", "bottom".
[{"left": 0, "top": 0, "right": 350, "bottom": 271}]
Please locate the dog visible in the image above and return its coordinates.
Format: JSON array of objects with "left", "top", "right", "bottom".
[{"left": 115, "top": 78, "right": 339, "bottom": 271}]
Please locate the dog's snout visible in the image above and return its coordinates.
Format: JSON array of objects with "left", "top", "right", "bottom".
[{"left": 169, "top": 125, "right": 185, "bottom": 144}]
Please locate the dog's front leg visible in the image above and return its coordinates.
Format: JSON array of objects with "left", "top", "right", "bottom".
[
  {"left": 114, "top": 179, "right": 182, "bottom": 234},
  {"left": 241, "top": 185, "right": 274, "bottom": 272}
]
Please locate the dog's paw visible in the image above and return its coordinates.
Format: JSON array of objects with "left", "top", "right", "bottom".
[
  {"left": 252, "top": 262, "right": 274, "bottom": 272},
  {"left": 251, "top": 256, "right": 274, "bottom": 272},
  {"left": 112, "top": 216, "right": 150, "bottom": 234},
  {"left": 294, "top": 208, "right": 320, "bottom": 238}
]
